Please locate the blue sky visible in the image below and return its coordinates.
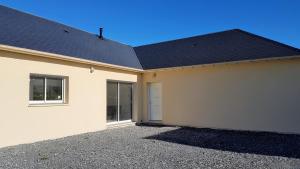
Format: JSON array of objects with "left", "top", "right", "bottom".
[{"left": 1, "top": 0, "right": 299, "bottom": 48}]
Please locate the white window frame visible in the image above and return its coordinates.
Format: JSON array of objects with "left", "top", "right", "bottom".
[{"left": 29, "top": 75, "right": 65, "bottom": 105}]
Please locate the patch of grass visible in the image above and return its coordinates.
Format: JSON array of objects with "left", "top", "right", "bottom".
[
  {"left": 38, "top": 153, "right": 49, "bottom": 160},
  {"left": 40, "top": 156, "right": 49, "bottom": 160}
]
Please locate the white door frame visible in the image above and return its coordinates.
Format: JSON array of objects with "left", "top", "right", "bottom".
[
  {"left": 106, "top": 81, "right": 133, "bottom": 125},
  {"left": 148, "top": 82, "right": 162, "bottom": 121}
]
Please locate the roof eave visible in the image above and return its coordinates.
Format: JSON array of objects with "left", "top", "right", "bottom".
[
  {"left": 143, "top": 55, "right": 300, "bottom": 72},
  {"left": 0, "top": 44, "right": 144, "bottom": 73},
  {"left": 1, "top": 44, "right": 299, "bottom": 73}
]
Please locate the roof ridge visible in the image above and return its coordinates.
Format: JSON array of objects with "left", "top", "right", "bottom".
[
  {"left": 235, "top": 29, "right": 300, "bottom": 53},
  {"left": 134, "top": 29, "right": 239, "bottom": 48}
]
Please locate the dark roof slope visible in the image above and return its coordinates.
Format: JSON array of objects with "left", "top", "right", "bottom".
[
  {"left": 0, "top": 5, "right": 142, "bottom": 69},
  {"left": 1, "top": 5, "right": 299, "bottom": 71},
  {"left": 134, "top": 29, "right": 300, "bottom": 69}
]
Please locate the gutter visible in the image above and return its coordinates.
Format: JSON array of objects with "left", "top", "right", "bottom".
[{"left": 0, "top": 44, "right": 144, "bottom": 73}]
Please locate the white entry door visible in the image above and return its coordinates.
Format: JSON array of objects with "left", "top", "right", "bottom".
[{"left": 148, "top": 83, "right": 162, "bottom": 121}]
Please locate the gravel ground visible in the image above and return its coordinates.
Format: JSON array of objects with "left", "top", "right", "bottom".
[{"left": 0, "top": 125, "right": 300, "bottom": 169}]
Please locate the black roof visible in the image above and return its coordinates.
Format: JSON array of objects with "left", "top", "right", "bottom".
[
  {"left": 0, "top": 5, "right": 143, "bottom": 69},
  {"left": 1, "top": 5, "right": 299, "bottom": 71},
  {"left": 134, "top": 29, "right": 300, "bottom": 69}
]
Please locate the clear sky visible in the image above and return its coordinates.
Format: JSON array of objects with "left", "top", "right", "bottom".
[{"left": 1, "top": 0, "right": 299, "bottom": 48}]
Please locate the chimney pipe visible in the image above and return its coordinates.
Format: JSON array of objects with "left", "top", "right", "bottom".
[{"left": 99, "top": 27, "right": 103, "bottom": 39}]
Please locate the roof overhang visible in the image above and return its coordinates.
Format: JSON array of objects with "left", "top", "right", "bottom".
[
  {"left": 144, "top": 55, "right": 300, "bottom": 72},
  {"left": 1, "top": 44, "right": 299, "bottom": 73},
  {"left": 0, "top": 44, "right": 144, "bottom": 73}
]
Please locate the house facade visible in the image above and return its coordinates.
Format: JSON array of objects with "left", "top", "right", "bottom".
[{"left": 1, "top": 5, "right": 300, "bottom": 148}]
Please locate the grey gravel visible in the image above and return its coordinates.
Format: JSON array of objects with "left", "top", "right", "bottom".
[{"left": 0, "top": 125, "right": 300, "bottom": 169}]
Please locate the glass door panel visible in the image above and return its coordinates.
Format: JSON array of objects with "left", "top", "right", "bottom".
[
  {"left": 107, "top": 82, "right": 118, "bottom": 122},
  {"left": 119, "top": 83, "right": 132, "bottom": 121}
]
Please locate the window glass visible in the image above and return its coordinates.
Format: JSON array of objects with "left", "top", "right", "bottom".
[
  {"left": 29, "top": 75, "right": 65, "bottom": 103},
  {"left": 107, "top": 82, "right": 118, "bottom": 122},
  {"left": 29, "top": 77, "right": 45, "bottom": 101},
  {"left": 46, "top": 78, "right": 63, "bottom": 100},
  {"left": 119, "top": 83, "right": 132, "bottom": 121}
]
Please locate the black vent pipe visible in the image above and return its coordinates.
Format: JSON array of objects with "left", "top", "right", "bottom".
[{"left": 99, "top": 27, "right": 104, "bottom": 39}]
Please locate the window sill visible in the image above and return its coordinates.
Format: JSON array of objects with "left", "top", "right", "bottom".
[{"left": 28, "top": 103, "right": 69, "bottom": 107}]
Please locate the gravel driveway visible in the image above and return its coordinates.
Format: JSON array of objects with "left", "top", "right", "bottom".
[{"left": 0, "top": 125, "right": 300, "bottom": 169}]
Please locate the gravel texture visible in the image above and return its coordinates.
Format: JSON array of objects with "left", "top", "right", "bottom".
[{"left": 0, "top": 125, "right": 300, "bottom": 169}]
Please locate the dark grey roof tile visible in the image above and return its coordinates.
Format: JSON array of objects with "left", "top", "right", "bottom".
[
  {"left": 0, "top": 5, "right": 142, "bottom": 69},
  {"left": 134, "top": 29, "right": 300, "bottom": 69}
]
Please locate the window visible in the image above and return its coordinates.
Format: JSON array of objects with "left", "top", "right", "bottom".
[
  {"left": 29, "top": 75, "right": 65, "bottom": 104},
  {"left": 107, "top": 81, "right": 132, "bottom": 123}
]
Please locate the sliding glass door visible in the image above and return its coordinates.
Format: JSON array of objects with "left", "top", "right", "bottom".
[
  {"left": 107, "top": 82, "right": 118, "bottom": 122},
  {"left": 107, "top": 81, "right": 132, "bottom": 123}
]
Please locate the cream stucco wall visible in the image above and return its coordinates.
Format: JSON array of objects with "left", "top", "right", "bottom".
[
  {"left": 142, "top": 57, "right": 300, "bottom": 134},
  {"left": 0, "top": 50, "right": 141, "bottom": 148},
  {"left": 1, "top": 47, "right": 300, "bottom": 148}
]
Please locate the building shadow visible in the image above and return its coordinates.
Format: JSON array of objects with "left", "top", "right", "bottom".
[{"left": 144, "top": 127, "right": 300, "bottom": 159}]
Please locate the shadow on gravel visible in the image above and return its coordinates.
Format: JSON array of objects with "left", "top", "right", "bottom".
[{"left": 144, "top": 127, "right": 300, "bottom": 159}]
